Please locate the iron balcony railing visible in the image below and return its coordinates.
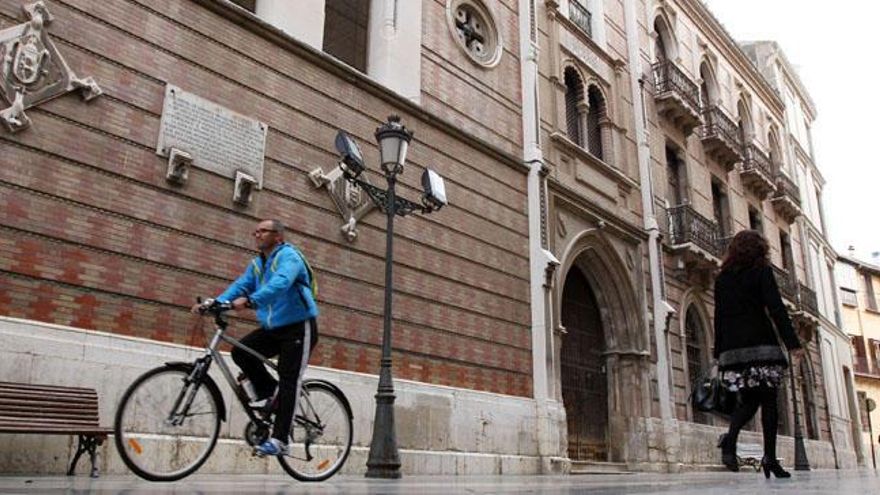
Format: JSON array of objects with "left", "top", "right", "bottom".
[
  {"left": 771, "top": 266, "right": 799, "bottom": 303},
  {"left": 774, "top": 172, "right": 801, "bottom": 207},
  {"left": 652, "top": 61, "right": 702, "bottom": 116},
  {"left": 798, "top": 283, "right": 819, "bottom": 315},
  {"left": 840, "top": 289, "right": 858, "bottom": 307},
  {"left": 717, "top": 235, "right": 734, "bottom": 259},
  {"left": 700, "top": 106, "right": 743, "bottom": 151},
  {"left": 569, "top": 0, "right": 592, "bottom": 37},
  {"left": 742, "top": 144, "right": 776, "bottom": 179},
  {"left": 853, "top": 356, "right": 879, "bottom": 377},
  {"left": 667, "top": 204, "right": 720, "bottom": 257}
]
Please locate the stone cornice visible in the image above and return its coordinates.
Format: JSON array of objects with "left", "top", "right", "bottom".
[
  {"left": 548, "top": 179, "right": 648, "bottom": 244},
  {"left": 191, "top": 0, "right": 529, "bottom": 173},
  {"left": 750, "top": 41, "right": 817, "bottom": 119},
  {"left": 775, "top": 53, "right": 817, "bottom": 119},
  {"left": 677, "top": 0, "right": 784, "bottom": 116},
  {"left": 802, "top": 219, "right": 837, "bottom": 257},
  {"left": 549, "top": 131, "right": 639, "bottom": 193},
  {"left": 791, "top": 140, "right": 826, "bottom": 187},
  {"left": 839, "top": 255, "right": 880, "bottom": 277},
  {"left": 550, "top": 3, "right": 627, "bottom": 70}
]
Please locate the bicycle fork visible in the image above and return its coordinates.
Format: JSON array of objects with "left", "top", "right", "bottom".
[{"left": 165, "top": 356, "right": 212, "bottom": 426}]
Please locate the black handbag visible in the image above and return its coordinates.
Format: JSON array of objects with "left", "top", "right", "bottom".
[{"left": 691, "top": 369, "right": 739, "bottom": 416}]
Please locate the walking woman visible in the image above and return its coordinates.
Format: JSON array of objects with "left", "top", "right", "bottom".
[{"left": 714, "top": 230, "right": 805, "bottom": 478}]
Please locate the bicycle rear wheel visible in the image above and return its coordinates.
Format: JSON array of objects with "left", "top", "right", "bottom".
[
  {"left": 278, "top": 380, "right": 353, "bottom": 481},
  {"left": 114, "top": 364, "right": 222, "bottom": 481}
]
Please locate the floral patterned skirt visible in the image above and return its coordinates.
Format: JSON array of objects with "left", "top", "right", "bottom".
[{"left": 720, "top": 365, "right": 786, "bottom": 392}]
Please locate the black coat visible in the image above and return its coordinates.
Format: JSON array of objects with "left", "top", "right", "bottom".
[{"left": 713, "top": 264, "right": 802, "bottom": 370}]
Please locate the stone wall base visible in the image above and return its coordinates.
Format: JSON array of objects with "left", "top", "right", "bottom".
[{"left": 0, "top": 317, "right": 554, "bottom": 475}]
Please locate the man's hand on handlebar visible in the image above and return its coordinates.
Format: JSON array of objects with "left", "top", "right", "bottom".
[
  {"left": 190, "top": 298, "right": 212, "bottom": 315},
  {"left": 231, "top": 297, "right": 250, "bottom": 311},
  {"left": 191, "top": 297, "right": 242, "bottom": 315}
]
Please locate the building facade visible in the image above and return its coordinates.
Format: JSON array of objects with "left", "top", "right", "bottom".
[
  {"left": 530, "top": 0, "right": 860, "bottom": 470},
  {"left": 0, "top": 0, "right": 540, "bottom": 475},
  {"left": 745, "top": 40, "right": 865, "bottom": 468},
  {"left": 837, "top": 254, "right": 880, "bottom": 467},
  {"left": 0, "top": 0, "right": 862, "bottom": 474}
]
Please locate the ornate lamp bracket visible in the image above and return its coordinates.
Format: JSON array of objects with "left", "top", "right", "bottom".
[
  {"left": 309, "top": 163, "right": 376, "bottom": 242},
  {"left": 0, "top": 2, "right": 102, "bottom": 133}
]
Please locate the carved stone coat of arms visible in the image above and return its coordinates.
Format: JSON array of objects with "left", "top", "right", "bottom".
[{"left": 0, "top": 2, "right": 101, "bottom": 132}]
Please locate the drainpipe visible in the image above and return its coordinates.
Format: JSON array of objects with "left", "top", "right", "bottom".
[{"left": 623, "top": 0, "right": 675, "bottom": 423}]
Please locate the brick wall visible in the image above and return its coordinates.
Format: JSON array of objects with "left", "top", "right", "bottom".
[{"left": 0, "top": 0, "right": 533, "bottom": 397}]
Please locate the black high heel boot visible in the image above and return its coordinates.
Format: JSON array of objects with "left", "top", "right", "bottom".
[
  {"left": 717, "top": 433, "right": 739, "bottom": 472},
  {"left": 761, "top": 457, "right": 791, "bottom": 479}
]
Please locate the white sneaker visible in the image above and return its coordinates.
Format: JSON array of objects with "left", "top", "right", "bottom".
[{"left": 255, "top": 438, "right": 288, "bottom": 457}]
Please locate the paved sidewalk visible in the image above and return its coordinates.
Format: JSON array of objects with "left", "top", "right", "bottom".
[{"left": 1, "top": 470, "right": 878, "bottom": 494}]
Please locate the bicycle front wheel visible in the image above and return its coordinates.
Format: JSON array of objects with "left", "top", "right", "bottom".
[
  {"left": 114, "top": 364, "right": 222, "bottom": 481},
  {"left": 278, "top": 380, "right": 353, "bottom": 481}
]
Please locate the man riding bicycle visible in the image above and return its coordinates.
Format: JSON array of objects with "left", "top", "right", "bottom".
[{"left": 193, "top": 218, "right": 318, "bottom": 457}]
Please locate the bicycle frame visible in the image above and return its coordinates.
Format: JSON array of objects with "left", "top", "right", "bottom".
[
  {"left": 174, "top": 309, "right": 325, "bottom": 441},
  {"left": 114, "top": 303, "right": 351, "bottom": 482}
]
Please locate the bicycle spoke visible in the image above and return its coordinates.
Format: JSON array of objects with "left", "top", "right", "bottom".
[
  {"left": 114, "top": 366, "right": 221, "bottom": 481},
  {"left": 277, "top": 382, "right": 352, "bottom": 481}
]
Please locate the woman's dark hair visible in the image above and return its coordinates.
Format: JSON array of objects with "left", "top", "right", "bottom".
[{"left": 721, "top": 229, "right": 769, "bottom": 272}]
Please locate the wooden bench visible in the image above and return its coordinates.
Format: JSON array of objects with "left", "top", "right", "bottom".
[{"left": 0, "top": 381, "right": 113, "bottom": 477}]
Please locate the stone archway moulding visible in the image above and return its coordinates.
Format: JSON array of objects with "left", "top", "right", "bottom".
[{"left": 553, "top": 228, "right": 651, "bottom": 463}]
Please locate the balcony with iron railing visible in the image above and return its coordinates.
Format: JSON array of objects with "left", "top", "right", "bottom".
[
  {"left": 717, "top": 235, "right": 734, "bottom": 259},
  {"left": 740, "top": 144, "right": 777, "bottom": 199},
  {"left": 772, "top": 266, "right": 799, "bottom": 304},
  {"left": 667, "top": 204, "right": 721, "bottom": 256},
  {"left": 665, "top": 204, "right": 721, "bottom": 284},
  {"left": 771, "top": 172, "right": 802, "bottom": 224},
  {"left": 798, "top": 283, "right": 819, "bottom": 316},
  {"left": 699, "top": 106, "right": 743, "bottom": 170},
  {"left": 770, "top": 267, "right": 821, "bottom": 340},
  {"left": 569, "top": 1, "right": 592, "bottom": 38},
  {"left": 652, "top": 61, "right": 702, "bottom": 136},
  {"left": 854, "top": 356, "right": 880, "bottom": 377}
]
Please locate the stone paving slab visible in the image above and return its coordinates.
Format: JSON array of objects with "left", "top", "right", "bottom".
[{"left": 1, "top": 470, "right": 879, "bottom": 494}]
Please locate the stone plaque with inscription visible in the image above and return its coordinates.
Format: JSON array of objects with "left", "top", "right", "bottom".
[{"left": 156, "top": 85, "right": 267, "bottom": 187}]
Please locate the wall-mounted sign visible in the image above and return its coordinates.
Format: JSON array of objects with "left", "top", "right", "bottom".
[{"left": 156, "top": 85, "right": 267, "bottom": 188}]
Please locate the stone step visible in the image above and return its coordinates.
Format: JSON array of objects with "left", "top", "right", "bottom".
[{"left": 570, "top": 461, "right": 635, "bottom": 475}]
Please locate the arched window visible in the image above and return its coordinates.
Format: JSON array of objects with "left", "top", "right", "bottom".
[
  {"left": 685, "top": 306, "right": 710, "bottom": 424},
  {"left": 699, "top": 62, "right": 717, "bottom": 110},
  {"left": 652, "top": 15, "right": 677, "bottom": 63},
  {"left": 564, "top": 67, "right": 585, "bottom": 146},
  {"left": 737, "top": 99, "right": 753, "bottom": 144},
  {"left": 768, "top": 128, "right": 783, "bottom": 175},
  {"left": 654, "top": 20, "right": 668, "bottom": 63},
  {"left": 586, "top": 85, "right": 605, "bottom": 160}
]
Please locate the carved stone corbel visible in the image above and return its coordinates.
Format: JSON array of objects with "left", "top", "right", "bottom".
[{"left": 0, "top": 1, "right": 102, "bottom": 133}]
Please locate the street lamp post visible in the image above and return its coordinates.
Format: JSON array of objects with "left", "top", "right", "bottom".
[
  {"left": 788, "top": 353, "right": 811, "bottom": 471},
  {"left": 334, "top": 115, "right": 447, "bottom": 479}
]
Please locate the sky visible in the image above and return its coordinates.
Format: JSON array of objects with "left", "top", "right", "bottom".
[{"left": 701, "top": 0, "right": 880, "bottom": 262}]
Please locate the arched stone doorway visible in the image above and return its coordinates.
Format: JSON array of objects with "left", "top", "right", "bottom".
[
  {"left": 561, "top": 266, "right": 608, "bottom": 460},
  {"left": 553, "top": 231, "right": 650, "bottom": 464}
]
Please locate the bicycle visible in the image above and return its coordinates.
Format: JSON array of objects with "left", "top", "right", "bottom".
[{"left": 113, "top": 299, "right": 353, "bottom": 482}]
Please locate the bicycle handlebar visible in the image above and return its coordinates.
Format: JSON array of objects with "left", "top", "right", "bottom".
[{"left": 196, "top": 297, "right": 233, "bottom": 316}]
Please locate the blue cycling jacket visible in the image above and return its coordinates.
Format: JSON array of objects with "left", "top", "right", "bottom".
[{"left": 218, "top": 243, "right": 318, "bottom": 330}]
